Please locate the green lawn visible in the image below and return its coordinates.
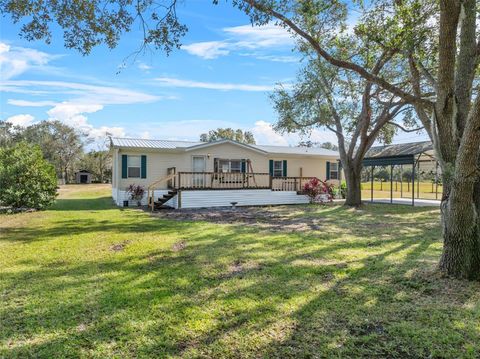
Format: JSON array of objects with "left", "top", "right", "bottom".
[
  {"left": 1, "top": 185, "right": 479, "bottom": 358},
  {"left": 361, "top": 181, "right": 443, "bottom": 200}
]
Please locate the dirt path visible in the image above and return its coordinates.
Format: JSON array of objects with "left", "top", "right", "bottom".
[{"left": 150, "top": 205, "right": 335, "bottom": 232}]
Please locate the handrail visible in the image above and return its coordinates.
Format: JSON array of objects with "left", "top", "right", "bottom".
[
  {"left": 177, "top": 171, "right": 270, "bottom": 175},
  {"left": 147, "top": 172, "right": 177, "bottom": 211}
]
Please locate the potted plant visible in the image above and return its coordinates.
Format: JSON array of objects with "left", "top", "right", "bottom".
[{"left": 126, "top": 184, "right": 145, "bottom": 206}]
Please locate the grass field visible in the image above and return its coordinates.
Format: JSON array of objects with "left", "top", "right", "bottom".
[
  {"left": 1, "top": 184, "right": 479, "bottom": 358},
  {"left": 361, "top": 181, "right": 443, "bottom": 200}
]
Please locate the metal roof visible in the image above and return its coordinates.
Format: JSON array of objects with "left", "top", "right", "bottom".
[
  {"left": 110, "top": 137, "right": 201, "bottom": 149},
  {"left": 253, "top": 144, "right": 339, "bottom": 156},
  {"left": 110, "top": 137, "right": 340, "bottom": 157},
  {"left": 365, "top": 141, "right": 433, "bottom": 158}
]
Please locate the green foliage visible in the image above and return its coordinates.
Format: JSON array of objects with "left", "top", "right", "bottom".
[
  {"left": 1, "top": 0, "right": 187, "bottom": 55},
  {"left": 200, "top": 128, "right": 256, "bottom": 144},
  {"left": 79, "top": 150, "right": 112, "bottom": 183},
  {"left": 0, "top": 142, "right": 57, "bottom": 210},
  {"left": 21, "top": 120, "right": 85, "bottom": 182},
  {"left": 2, "top": 120, "right": 85, "bottom": 183},
  {"left": 298, "top": 140, "right": 339, "bottom": 151},
  {"left": 375, "top": 167, "right": 390, "bottom": 182},
  {"left": 340, "top": 180, "right": 347, "bottom": 199},
  {"left": 0, "top": 121, "right": 21, "bottom": 148}
]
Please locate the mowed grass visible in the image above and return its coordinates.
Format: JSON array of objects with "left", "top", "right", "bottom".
[
  {"left": 361, "top": 181, "right": 443, "bottom": 200},
  {"left": 1, "top": 185, "right": 480, "bottom": 358}
]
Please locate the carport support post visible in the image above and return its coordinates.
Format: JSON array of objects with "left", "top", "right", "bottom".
[
  {"left": 371, "top": 166, "right": 374, "bottom": 203},
  {"left": 417, "top": 158, "right": 420, "bottom": 199},
  {"left": 412, "top": 159, "right": 415, "bottom": 206},
  {"left": 390, "top": 165, "right": 393, "bottom": 204},
  {"left": 400, "top": 165, "right": 403, "bottom": 198}
]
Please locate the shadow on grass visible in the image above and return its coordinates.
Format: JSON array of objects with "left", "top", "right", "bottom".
[
  {"left": 1, "top": 200, "right": 479, "bottom": 358},
  {"left": 50, "top": 197, "right": 114, "bottom": 211}
]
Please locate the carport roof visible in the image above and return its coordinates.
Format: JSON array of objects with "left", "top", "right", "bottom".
[
  {"left": 365, "top": 141, "right": 433, "bottom": 158},
  {"left": 362, "top": 141, "right": 433, "bottom": 166}
]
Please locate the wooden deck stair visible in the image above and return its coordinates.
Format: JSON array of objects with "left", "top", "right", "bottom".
[{"left": 153, "top": 189, "right": 178, "bottom": 210}]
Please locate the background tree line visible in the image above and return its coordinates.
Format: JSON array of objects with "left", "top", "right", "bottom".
[{"left": 0, "top": 120, "right": 112, "bottom": 184}]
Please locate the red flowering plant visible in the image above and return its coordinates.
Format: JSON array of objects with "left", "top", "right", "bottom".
[
  {"left": 126, "top": 184, "right": 145, "bottom": 206},
  {"left": 303, "top": 177, "right": 334, "bottom": 204}
]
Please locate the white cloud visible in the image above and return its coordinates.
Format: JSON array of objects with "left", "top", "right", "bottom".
[
  {"left": 223, "top": 23, "right": 294, "bottom": 48},
  {"left": 0, "top": 42, "right": 60, "bottom": 80},
  {"left": 251, "top": 120, "right": 289, "bottom": 145},
  {"left": 47, "top": 102, "right": 104, "bottom": 122},
  {"left": 3, "top": 80, "right": 165, "bottom": 142},
  {"left": 253, "top": 55, "right": 299, "bottom": 63},
  {"left": 4, "top": 114, "right": 35, "bottom": 127},
  {"left": 46, "top": 101, "right": 125, "bottom": 140},
  {"left": 132, "top": 119, "right": 242, "bottom": 141},
  {"left": 7, "top": 99, "right": 58, "bottom": 107},
  {"left": 2, "top": 80, "right": 159, "bottom": 104},
  {"left": 182, "top": 23, "right": 295, "bottom": 60},
  {"left": 250, "top": 120, "right": 337, "bottom": 146},
  {"left": 154, "top": 77, "right": 281, "bottom": 92},
  {"left": 137, "top": 62, "right": 153, "bottom": 71},
  {"left": 182, "top": 41, "right": 230, "bottom": 59}
]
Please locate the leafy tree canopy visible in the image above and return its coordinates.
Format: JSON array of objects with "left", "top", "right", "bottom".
[
  {"left": 298, "top": 141, "right": 339, "bottom": 151},
  {"left": 200, "top": 128, "right": 256, "bottom": 144}
]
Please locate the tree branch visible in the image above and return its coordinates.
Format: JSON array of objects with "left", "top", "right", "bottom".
[
  {"left": 245, "top": 0, "right": 432, "bottom": 106},
  {"left": 388, "top": 122, "right": 424, "bottom": 133}
]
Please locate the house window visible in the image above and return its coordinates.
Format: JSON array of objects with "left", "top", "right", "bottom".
[
  {"left": 214, "top": 159, "right": 243, "bottom": 173},
  {"left": 273, "top": 160, "right": 284, "bottom": 177},
  {"left": 127, "top": 155, "right": 141, "bottom": 178},
  {"left": 330, "top": 162, "right": 339, "bottom": 180}
]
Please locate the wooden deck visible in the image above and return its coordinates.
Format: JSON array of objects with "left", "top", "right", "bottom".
[{"left": 147, "top": 170, "right": 319, "bottom": 211}]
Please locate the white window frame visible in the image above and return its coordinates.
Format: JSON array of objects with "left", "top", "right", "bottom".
[
  {"left": 273, "top": 160, "right": 284, "bottom": 177},
  {"left": 127, "top": 155, "right": 141, "bottom": 178},
  {"left": 215, "top": 159, "right": 243, "bottom": 173},
  {"left": 330, "top": 162, "right": 339, "bottom": 180}
]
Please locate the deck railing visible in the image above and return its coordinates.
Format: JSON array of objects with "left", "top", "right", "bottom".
[
  {"left": 272, "top": 176, "right": 316, "bottom": 192},
  {"left": 177, "top": 172, "right": 271, "bottom": 190},
  {"left": 147, "top": 171, "right": 321, "bottom": 194}
]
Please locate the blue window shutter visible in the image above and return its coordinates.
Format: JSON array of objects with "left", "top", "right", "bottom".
[
  {"left": 141, "top": 155, "right": 147, "bottom": 178},
  {"left": 122, "top": 155, "right": 128, "bottom": 178},
  {"left": 241, "top": 160, "right": 246, "bottom": 173},
  {"left": 326, "top": 161, "right": 331, "bottom": 180},
  {"left": 283, "top": 160, "right": 287, "bottom": 176},
  {"left": 269, "top": 160, "right": 274, "bottom": 176}
]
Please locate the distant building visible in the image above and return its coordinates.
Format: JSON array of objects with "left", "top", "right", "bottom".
[{"left": 75, "top": 170, "right": 92, "bottom": 184}]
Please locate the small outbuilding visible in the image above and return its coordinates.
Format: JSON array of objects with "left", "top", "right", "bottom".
[{"left": 75, "top": 170, "right": 93, "bottom": 184}]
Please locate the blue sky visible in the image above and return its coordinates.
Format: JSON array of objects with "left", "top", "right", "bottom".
[{"left": 0, "top": 1, "right": 427, "bottom": 146}]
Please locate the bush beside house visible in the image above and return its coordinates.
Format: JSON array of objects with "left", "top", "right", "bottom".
[{"left": 0, "top": 142, "right": 58, "bottom": 210}]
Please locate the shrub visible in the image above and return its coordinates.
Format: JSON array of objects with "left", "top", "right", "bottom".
[
  {"left": 0, "top": 142, "right": 57, "bottom": 210},
  {"left": 303, "top": 177, "right": 334, "bottom": 204},
  {"left": 340, "top": 181, "right": 347, "bottom": 199},
  {"left": 126, "top": 184, "right": 145, "bottom": 206}
]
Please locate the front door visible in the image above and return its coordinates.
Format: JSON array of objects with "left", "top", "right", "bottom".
[{"left": 192, "top": 156, "right": 206, "bottom": 187}]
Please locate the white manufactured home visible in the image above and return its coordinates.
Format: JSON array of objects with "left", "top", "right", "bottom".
[{"left": 110, "top": 137, "right": 341, "bottom": 209}]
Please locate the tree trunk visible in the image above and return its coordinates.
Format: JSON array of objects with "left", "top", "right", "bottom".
[
  {"left": 439, "top": 177, "right": 480, "bottom": 280},
  {"left": 343, "top": 163, "right": 362, "bottom": 207}
]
